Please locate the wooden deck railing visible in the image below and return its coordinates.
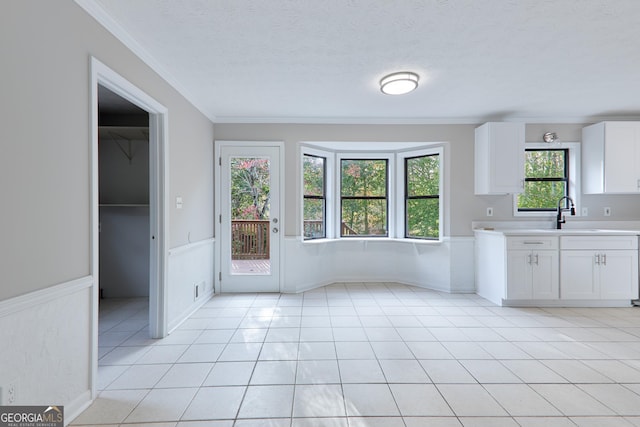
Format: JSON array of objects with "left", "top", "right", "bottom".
[
  {"left": 232, "top": 220, "right": 269, "bottom": 259},
  {"left": 303, "top": 220, "right": 358, "bottom": 237}
]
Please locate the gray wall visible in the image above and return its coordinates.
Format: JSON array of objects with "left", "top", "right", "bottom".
[
  {"left": 215, "top": 123, "right": 640, "bottom": 237},
  {"left": 0, "top": 1, "right": 214, "bottom": 300}
]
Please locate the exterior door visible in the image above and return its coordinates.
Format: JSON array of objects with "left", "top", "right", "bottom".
[{"left": 219, "top": 145, "right": 281, "bottom": 292}]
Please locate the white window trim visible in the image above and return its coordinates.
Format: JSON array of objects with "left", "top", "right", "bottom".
[
  {"left": 300, "top": 145, "right": 335, "bottom": 239},
  {"left": 396, "top": 146, "right": 444, "bottom": 240},
  {"left": 336, "top": 152, "right": 395, "bottom": 238},
  {"left": 300, "top": 142, "right": 446, "bottom": 242},
  {"left": 513, "top": 142, "right": 581, "bottom": 217}
]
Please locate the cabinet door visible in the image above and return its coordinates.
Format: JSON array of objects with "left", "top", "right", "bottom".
[
  {"left": 599, "top": 250, "right": 639, "bottom": 299},
  {"left": 604, "top": 123, "right": 640, "bottom": 193},
  {"left": 531, "top": 251, "right": 559, "bottom": 300},
  {"left": 475, "top": 123, "right": 525, "bottom": 195},
  {"left": 560, "top": 250, "right": 598, "bottom": 299},
  {"left": 506, "top": 250, "right": 532, "bottom": 299}
]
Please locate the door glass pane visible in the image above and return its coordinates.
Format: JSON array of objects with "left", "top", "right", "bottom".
[{"left": 230, "top": 157, "right": 271, "bottom": 275}]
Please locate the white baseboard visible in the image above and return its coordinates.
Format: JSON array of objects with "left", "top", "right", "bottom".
[{"left": 64, "top": 390, "right": 92, "bottom": 427}]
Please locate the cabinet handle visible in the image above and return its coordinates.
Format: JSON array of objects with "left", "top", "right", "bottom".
[
  {"left": 602, "top": 253, "right": 607, "bottom": 266},
  {"left": 637, "top": 179, "right": 640, "bottom": 191},
  {"left": 535, "top": 254, "right": 539, "bottom": 265},
  {"left": 527, "top": 254, "right": 532, "bottom": 264},
  {"left": 595, "top": 254, "right": 600, "bottom": 265},
  {"left": 523, "top": 241, "right": 544, "bottom": 245}
]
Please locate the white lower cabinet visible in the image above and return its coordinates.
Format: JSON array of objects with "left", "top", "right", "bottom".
[
  {"left": 561, "top": 249, "right": 638, "bottom": 300},
  {"left": 507, "top": 250, "right": 559, "bottom": 300},
  {"left": 505, "top": 236, "right": 559, "bottom": 301},
  {"left": 475, "top": 231, "right": 639, "bottom": 306}
]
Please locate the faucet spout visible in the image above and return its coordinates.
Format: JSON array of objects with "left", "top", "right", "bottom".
[{"left": 556, "top": 196, "right": 576, "bottom": 229}]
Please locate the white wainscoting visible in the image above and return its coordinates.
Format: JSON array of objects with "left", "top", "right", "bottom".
[
  {"left": 283, "top": 237, "right": 475, "bottom": 294},
  {"left": 167, "top": 238, "right": 215, "bottom": 332},
  {"left": 0, "top": 276, "right": 93, "bottom": 425}
]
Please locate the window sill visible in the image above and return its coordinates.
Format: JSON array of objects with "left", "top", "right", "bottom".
[{"left": 301, "top": 237, "right": 443, "bottom": 245}]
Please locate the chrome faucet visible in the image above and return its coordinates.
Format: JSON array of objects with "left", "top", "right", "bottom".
[{"left": 556, "top": 196, "right": 576, "bottom": 229}]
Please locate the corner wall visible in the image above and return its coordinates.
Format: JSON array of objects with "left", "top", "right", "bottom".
[{"left": 0, "top": 1, "right": 214, "bottom": 418}]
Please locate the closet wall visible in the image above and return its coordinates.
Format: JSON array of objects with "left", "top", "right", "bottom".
[{"left": 98, "top": 126, "right": 150, "bottom": 298}]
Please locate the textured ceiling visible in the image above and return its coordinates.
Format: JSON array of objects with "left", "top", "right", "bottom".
[{"left": 86, "top": 0, "right": 640, "bottom": 123}]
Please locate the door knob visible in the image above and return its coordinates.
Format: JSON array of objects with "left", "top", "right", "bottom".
[{"left": 272, "top": 227, "right": 279, "bottom": 233}]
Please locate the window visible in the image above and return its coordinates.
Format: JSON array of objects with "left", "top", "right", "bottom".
[
  {"left": 340, "top": 159, "right": 388, "bottom": 237},
  {"left": 517, "top": 148, "right": 568, "bottom": 212},
  {"left": 300, "top": 143, "right": 445, "bottom": 241},
  {"left": 405, "top": 154, "right": 440, "bottom": 239},
  {"left": 303, "top": 154, "right": 326, "bottom": 239}
]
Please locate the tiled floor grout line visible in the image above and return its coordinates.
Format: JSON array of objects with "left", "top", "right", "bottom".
[{"left": 80, "top": 283, "right": 640, "bottom": 426}]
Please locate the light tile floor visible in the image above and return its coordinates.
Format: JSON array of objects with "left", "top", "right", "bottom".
[{"left": 74, "top": 283, "right": 640, "bottom": 427}]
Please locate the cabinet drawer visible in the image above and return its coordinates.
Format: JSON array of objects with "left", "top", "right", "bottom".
[
  {"left": 507, "top": 236, "right": 558, "bottom": 250},
  {"left": 560, "top": 235, "right": 638, "bottom": 250}
]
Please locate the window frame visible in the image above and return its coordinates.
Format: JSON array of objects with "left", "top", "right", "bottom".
[
  {"left": 300, "top": 145, "right": 334, "bottom": 239},
  {"left": 339, "top": 156, "right": 391, "bottom": 237},
  {"left": 300, "top": 144, "right": 445, "bottom": 242},
  {"left": 397, "top": 147, "right": 443, "bottom": 240},
  {"left": 403, "top": 152, "right": 441, "bottom": 239},
  {"left": 513, "top": 142, "right": 581, "bottom": 217},
  {"left": 302, "top": 153, "right": 327, "bottom": 240}
]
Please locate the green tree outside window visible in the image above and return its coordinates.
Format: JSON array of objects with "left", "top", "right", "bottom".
[{"left": 518, "top": 149, "right": 568, "bottom": 211}]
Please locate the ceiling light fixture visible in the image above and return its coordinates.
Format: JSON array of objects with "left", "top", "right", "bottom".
[
  {"left": 543, "top": 132, "right": 559, "bottom": 144},
  {"left": 380, "top": 71, "right": 419, "bottom": 95}
]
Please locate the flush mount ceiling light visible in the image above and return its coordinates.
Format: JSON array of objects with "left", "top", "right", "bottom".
[{"left": 379, "top": 71, "right": 419, "bottom": 95}]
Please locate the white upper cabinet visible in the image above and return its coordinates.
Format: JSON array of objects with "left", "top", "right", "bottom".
[
  {"left": 474, "top": 122, "right": 525, "bottom": 195},
  {"left": 582, "top": 121, "right": 640, "bottom": 194}
]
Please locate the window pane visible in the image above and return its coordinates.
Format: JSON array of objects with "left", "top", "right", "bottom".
[
  {"left": 407, "top": 198, "right": 439, "bottom": 239},
  {"left": 341, "top": 199, "right": 387, "bottom": 236},
  {"left": 230, "top": 157, "right": 270, "bottom": 220},
  {"left": 525, "top": 150, "right": 565, "bottom": 178},
  {"left": 518, "top": 181, "right": 567, "bottom": 210},
  {"left": 407, "top": 155, "right": 439, "bottom": 197},
  {"left": 341, "top": 159, "right": 387, "bottom": 197},
  {"left": 303, "top": 198, "right": 325, "bottom": 238},
  {"left": 303, "top": 155, "right": 324, "bottom": 196}
]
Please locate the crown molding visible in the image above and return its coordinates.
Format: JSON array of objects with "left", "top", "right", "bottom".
[{"left": 75, "top": 0, "right": 217, "bottom": 122}]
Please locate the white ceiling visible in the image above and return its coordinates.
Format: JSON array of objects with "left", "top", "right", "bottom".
[{"left": 82, "top": 0, "right": 640, "bottom": 124}]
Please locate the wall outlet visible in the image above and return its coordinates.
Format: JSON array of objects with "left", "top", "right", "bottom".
[
  {"left": 486, "top": 207, "right": 494, "bottom": 217},
  {"left": 604, "top": 207, "right": 611, "bottom": 216},
  {"left": 3, "top": 379, "right": 18, "bottom": 404},
  {"left": 581, "top": 207, "right": 588, "bottom": 216},
  {"left": 194, "top": 281, "right": 205, "bottom": 301}
]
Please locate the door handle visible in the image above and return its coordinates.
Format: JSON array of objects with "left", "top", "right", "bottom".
[{"left": 272, "top": 227, "right": 279, "bottom": 233}]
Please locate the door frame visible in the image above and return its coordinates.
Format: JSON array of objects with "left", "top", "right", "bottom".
[
  {"left": 90, "top": 57, "right": 169, "bottom": 396},
  {"left": 214, "top": 140, "right": 285, "bottom": 293}
]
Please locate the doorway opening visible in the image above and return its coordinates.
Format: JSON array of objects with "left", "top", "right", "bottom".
[
  {"left": 97, "top": 84, "right": 151, "bottom": 358},
  {"left": 90, "top": 57, "right": 169, "bottom": 397}
]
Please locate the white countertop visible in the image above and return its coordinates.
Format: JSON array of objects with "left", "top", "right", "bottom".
[{"left": 474, "top": 228, "right": 640, "bottom": 236}]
